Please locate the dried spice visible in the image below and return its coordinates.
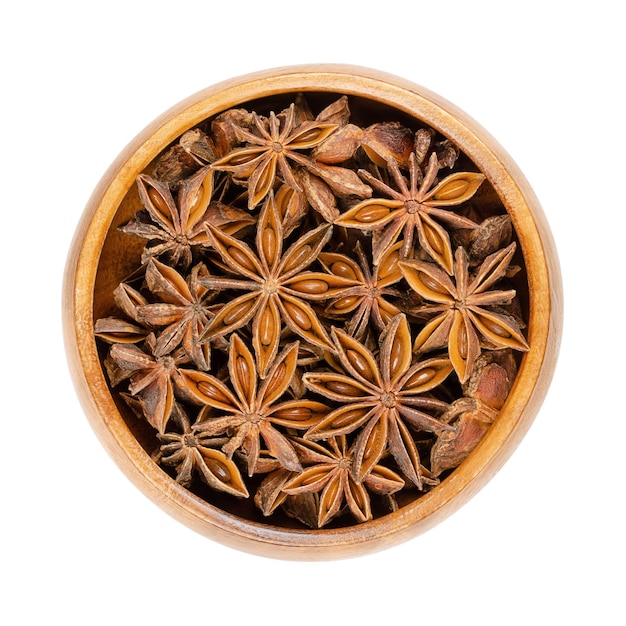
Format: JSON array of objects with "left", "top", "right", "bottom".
[{"left": 95, "top": 93, "right": 530, "bottom": 529}]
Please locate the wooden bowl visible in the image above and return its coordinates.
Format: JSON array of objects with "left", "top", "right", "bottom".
[{"left": 63, "top": 65, "right": 562, "bottom": 560}]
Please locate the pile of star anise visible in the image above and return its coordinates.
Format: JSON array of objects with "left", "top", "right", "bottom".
[{"left": 95, "top": 94, "right": 529, "bottom": 529}]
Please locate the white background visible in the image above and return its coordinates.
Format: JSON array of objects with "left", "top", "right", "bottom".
[{"left": 2, "top": 2, "right": 624, "bottom": 624}]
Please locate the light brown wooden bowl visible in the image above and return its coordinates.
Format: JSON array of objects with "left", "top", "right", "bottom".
[{"left": 63, "top": 65, "right": 562, "bottom": 560}]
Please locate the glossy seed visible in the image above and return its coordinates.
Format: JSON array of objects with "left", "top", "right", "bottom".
[
  {"left": 222, "top": 299, "right": 255, "bottom": 325},
  {"left": 324, "top": 476, "right": 341, "bottom": 502},
  {"left": 457, "top": 324, "right": 468, "bottom": 359},
  {"left": 301, "top": 466, "right": 329, "bottom": 486},
  {"left": 378, "top": 251, "right": 399, "bottom": 278},
  {"left": 332, "top": 295, "right": 359, "bottom": 311},
  {"left": 259, "top": 307, "right": 274, "bottom": 345},
  {"left": 330, "top": 260, "right": 358, "bottom": 279},
  {"left": 283, "top": 301, "right": 312, "bottom": 330},
  {"left": 235, "top": 356, "right": 252, "bottom": 393},
  {"left": 363, "top": 424, "right": 383, "bottom": 459},
  {"left": 262, "top": 227, "right": 277, "bottom": 264},
  {"left": 419, "top": 271, "right": 448, "bottom": 294},
  {"left": 255, "top": 165, "right": 273, "bottom": 199},
  {"left": 273, "top": 407, "right": 313, "bottom": 421},
  {"left": 147, "top": 187, "right": 170, "bottom": 215},
  {"left": 405, "top": 367, "right": 436, "bottom": 389},
  {"left": 197, "top": 380, "right": 230, "bottom": 403},
  {"left": 425, "top": 225, "right": 445, "bottom": 254},
  {"left": 346, "top": 349, "right": 375, "bottom": 380},
  {"left": 289, "top": 279, "right": 329, "bottom": 294},
  {"left": 389, "top": 339, "right": 404, "bottom": 376},
  {"left": 283, "top": 244, "right": 312, "bottom": 273},
  {"left": 265, "top": 363, "right": 286, "bottom": 398},
  {"left": 206, "top": 458, "right": 231, "bottom": 482},
  {"left": 355, "top": 204, "right": 391, "bottom": 223},
  {"left": 294, "top": 128, "right": 324, "bottom": 144},
  {"left": 331, "top": 407, "right": 366, "bottom": 428},
  {"left": 435, "top": 179, "right": 470, "bottom": 201},
  {"left": 189, "top": 181, "right": 207, "bottom": 213},
  {"left": 326, "top": 381, "right": 363, "bottom": 397},
  {"left": 481, "top": 317, "right": 512, "bottom": 338},
  {"left": 353, "top": 483, "right": 366, "bottom": 509},
  {"left": 227, "top": 246, "right": 257, "bottom": 273}
]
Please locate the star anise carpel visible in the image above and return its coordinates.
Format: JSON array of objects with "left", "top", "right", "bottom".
[
  {"left": 303, "top": 314, "right": 453, "bottom": 488},
  {"left": 335, "top": 149, "right": 484, "bottom": 271},
  {"left": 400, "top": 242, "right": 529, "bottom": 383},
  {"left": 95, "top": 92, "right": 531, "bottom": 528}
]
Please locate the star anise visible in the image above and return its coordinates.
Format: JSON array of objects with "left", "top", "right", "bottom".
[
  {"left": 302, "top": 314, "right": 452, "bottom": 487},
  {"left": 94, "top": 282, "right": 150, "bottom": 344},
  {"left": 318, "top": 241, "right": 404, "bottom": 340},
  {"left": 135, "top": 259, "right": 217, "bottom": 370},
  {"left": 120, "top": 165, "right": 254, "bottom": 268},
  {"left": 335, "top": 151, "right": 484, "bottom": 271},
  {"left": 199, "top": 193, "right": 355, "bottom": 376},
  {"left": 107, "top": 333, "right": 190, "bottom": 433},
  {"left": 281, "top": 435, "right": 405, "bottom": 528},
  {"left": 399, "top": 243, "right": 529, "bottom": 383},
  {"left": 211, "top": 103, "right": 339, "bottom": 209},
  {"left": 157, "top": 404, "right": 249, "bottom": 497},
  {"left": 180, "top": 336, "right": 330, "bottom": 476}
]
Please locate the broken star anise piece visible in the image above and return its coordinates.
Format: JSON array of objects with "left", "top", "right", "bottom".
[
  {"left": 400, "top": 243, "right": 529, "bottom": 383},
  {"left": 303, "top": 314, "right": 452, "bottom": 488},
  {"left": 180, "top": 336, "right": 330, "bottom": 476},
  {"left": 336, "top": 151, "right": 483, "bottom": 271}
]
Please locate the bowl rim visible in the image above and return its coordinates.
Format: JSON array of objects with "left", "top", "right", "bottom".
[{"left": 63, "top": 64, "right": 563, "bottom": 560}]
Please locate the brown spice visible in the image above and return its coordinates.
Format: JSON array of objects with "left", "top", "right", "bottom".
[{"left": 95, "top": 93, "right": 530, "bottom": 529}]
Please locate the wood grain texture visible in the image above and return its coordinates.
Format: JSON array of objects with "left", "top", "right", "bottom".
[{"left": 63, "top": 65, "right": 563, "bottom": 560}]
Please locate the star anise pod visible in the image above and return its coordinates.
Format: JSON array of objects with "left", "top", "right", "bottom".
[
  {"left": 399, "top": 243, "right": 530, "bottom": 383},
  {"left": 281, "top": 435, "right": 405, "bottom": 528},
  {"left": 120, "top": 165, "right": 253, "bottom": 268},
  {"left": 135, "top": 259, "right": 217, "bottom": 370},
  {"left": 302, "top": 314, "right": 452, "bottom": 487},
  {"left": 107, "top": 333, "right": 190, "bottom": 432},
  {"left": 211, "top": 103, "right": 339, "bottom": 209},
  {"left": 335, "top": 150, "right": 483, "bottom": 271},
  {"left": 157, "top": 404, "right": 249, "bottom": 497},
  {"left": 94, "top": 317, "right": 149, "bottom": 344},
  {"left": 199, "top": 193, "right": 355, "bottom": 376},
  {"left": 94, "top": 282, "right": 150, "bottom": 344},
  {"left": 318, "top": 240, "right": 404, "bottom": 340},
  {"left": 180, "top": 336, "right": 330, "bottom": 476}
]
